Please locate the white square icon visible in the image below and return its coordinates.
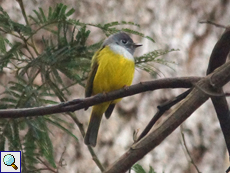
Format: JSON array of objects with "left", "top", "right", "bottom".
[{"left": 1, "top": 151, "right": 21, "bottom": 173}]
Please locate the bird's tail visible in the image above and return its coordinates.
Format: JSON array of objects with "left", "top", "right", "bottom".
[{"left": 84, "top": 104, "right": 107, "bottom": 147}]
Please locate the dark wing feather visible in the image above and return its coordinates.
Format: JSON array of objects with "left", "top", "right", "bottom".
[
  {"left": 85, "top": 48, "right": 104, "bottom": 98},
  {"left": 105, "top": 104, "right": 115, "bottom": 119},
  {"left": 85, "top": 60, "right": 98, "bottom": 98}
]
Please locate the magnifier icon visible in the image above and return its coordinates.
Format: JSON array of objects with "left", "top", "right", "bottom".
[{"left": 3, "top": 154, "right": 18, "bottom": 170}]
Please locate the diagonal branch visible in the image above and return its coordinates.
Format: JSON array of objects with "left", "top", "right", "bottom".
[
  {"left": 0, "top": 77, "right": 200, "bottom": 118},
  {"left": 104, "top": 57, "right": 230, "bottom": 173},
  {"left": 205, "top": 26, "right": 230, "bottom": 172},
  {"left": 136, "top": 88, "right": 192, "bottom": 142}
]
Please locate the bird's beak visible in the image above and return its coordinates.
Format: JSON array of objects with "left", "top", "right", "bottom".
[{"left": 133, "top": 43, "right": 142, "bottom": 48}]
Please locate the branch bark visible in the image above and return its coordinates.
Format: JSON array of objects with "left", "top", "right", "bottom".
[
  {"left": 103, "top": 59, "right": 230, "bottom": 173},
  {"left": 0, "top": 77, "right": 200, "bottom": 118},
  {"left": 206, "top": 27, "right": 230, "bottom": 165}
]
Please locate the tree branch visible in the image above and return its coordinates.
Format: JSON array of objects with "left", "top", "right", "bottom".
[
  {"left": 205, "top": 26, "right": 230, "bottom": 172},
  {"left": 0, "top": 77, "right": 200, "bottom": 118},
  {"left": 180, "top": 125, "right": 201, "bottom": 173},
  {"left": 103, "top": 60, "right": 230, "bottom": 173},
  {"left": 136, "top": 88, "right": 192, "bottom": 141}
]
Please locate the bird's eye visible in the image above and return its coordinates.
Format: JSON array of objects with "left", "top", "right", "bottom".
[{"left": 122, "top": 39, "right": 127, "bottom": 44}]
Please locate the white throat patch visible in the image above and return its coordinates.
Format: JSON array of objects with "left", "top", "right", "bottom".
[{"left": 109, "top": 44, "right": 134, "bottom": 61}]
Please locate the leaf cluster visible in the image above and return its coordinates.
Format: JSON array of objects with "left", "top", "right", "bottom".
[
  {"left": 132, "top": 163, "right": 157, "bottom": 173},
  {"left": 135, "top": 49, "right": 178, "bottom": 76},
  {"left": 0, "top": 2, "right": 172, "bottom": 172}
]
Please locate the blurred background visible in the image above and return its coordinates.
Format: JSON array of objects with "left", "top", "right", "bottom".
[{"left": 1, "top": 0, "right": 230, "bottom": 172}]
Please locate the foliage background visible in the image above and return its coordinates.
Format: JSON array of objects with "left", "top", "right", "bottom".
[{"left": 0, "top": 0, "right": 230, "bottom": 173}]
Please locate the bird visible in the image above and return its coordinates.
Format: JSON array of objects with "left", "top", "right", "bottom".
[{"left": 84, "top": 32, "right": 142, "bottom": 147}]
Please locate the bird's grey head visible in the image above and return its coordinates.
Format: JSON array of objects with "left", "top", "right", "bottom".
[{"left": 102, "top": 32, "right": 142, "bottom": 55}]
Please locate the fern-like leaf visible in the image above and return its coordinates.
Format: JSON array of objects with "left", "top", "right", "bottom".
[
  {"left": 45, "top": 117, "right": 78, "bottom": 141},
  {"left": 132, "top": 164, "right": 146, "bottom": 173},
  {"left": 135, "top": 49, "right": 178, "bottom": 75}
]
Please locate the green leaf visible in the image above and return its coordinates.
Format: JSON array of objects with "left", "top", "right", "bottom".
[
  {"left": 0, "top": 42, "right": 21, "bottom": 70},
  {"left": 24, "top": 127, "right": 39, "bottom": 170},
  {"left": 103, "top": 21, "right": 140, "bottom": 28},
  {"left": 39, "top": 7, "right": 47, "bottom": 22},
  {"left": 149, "top": 166, "right": 156, "bottom": 173},
  {"left": 58, "top": 4, "right": 67, "bottom": 18},
  {"left": 104, "top": 21, "right": 120, "bottom": 28},
  {"left": 39, "top": 99, "right": 58, "bottom": 105},
  {"left": 3, "top": 121, "right": 15, "bottom": 150},
  {"left": 12, "top": 22, "right": 32, "bottom": 35},
  {"left": 12, "top": 120, "right": 21, "bottom": 151},
  {"left": 33, "top": 9, "right": 43, "bottom": 23},
  {"left": 135, "top": 49, "right": 178, "bottom": 75},
  {"left": 51, "top": 68, "right": 64, "bottom": 86},
  {"left": 132, "top": 164, "right": 146, "bottom": 173},
  {"left": 121, "top": 28, "right": 144, "bottom": 37},
  {"left": 1, "top": 97, "right": 18, "bottom": 104},
  {"left": 28, "top": 15, "right": 40, "bottom": 24},
  {"left": 0, "top": 35, "right": 6, "bottom": 53},
  {"left": 121, "top": 21, "right": 140, "bottom": 27},
  {"left": 50, "top": 4, "right": 59, "bottom": 20},
  {"left": 132, "top": 164, "right": 156, "bottom": 173},
  {"left": 48, "top": 7, "right": 53, "bottom": 20},
  {"left": 45, "top": 117, "right": 78, "bottom": 141},
  {"left": 66, "top": 8, "right": 75, "bottom": 17},
  {"left": 145, "top": 36, "right": 155, "bottom": 43},
  {"left": 38, "top": 129, "right": 56, "bottom": 168},
  {"left": 8, "top": 80, "right": 26, "bottom": 90},
  {"left": 28, "top": 117, "right": 56, "bottom": 168}
]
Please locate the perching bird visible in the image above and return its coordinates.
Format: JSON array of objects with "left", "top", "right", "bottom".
[{"left": 84, "top": 32, "right": 142, "bottom": 147}]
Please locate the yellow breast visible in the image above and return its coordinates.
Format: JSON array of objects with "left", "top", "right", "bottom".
[{"left": 92, "top": 45, "right": 135, "bottom": 96}]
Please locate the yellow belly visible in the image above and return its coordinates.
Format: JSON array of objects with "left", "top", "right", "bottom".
[{"left": 92, "top": 46, "right": 135, "bottom": 102}]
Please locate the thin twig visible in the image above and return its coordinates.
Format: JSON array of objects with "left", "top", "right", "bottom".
[
  {"left": 69, "top": 113, "right": 105, "bottom": 172},
  {"left": 199, "top": 20, "right": 227, "bottom": 29},
  {"left": 57, "top": 147, "right": 67, "bottom": 169},
  {"left": 90, "top": 146, "right": 105, "bottom": 172},
  {"left": 180, "top": 125, "right": 201, "bottom": 173},
  {"left": 36, "top": 157, "right": 57, "bottom": 173},
  {"left": 16, "top": 0, "right": 39, "bottom": 55},
  {"left": 0, "top": 27, "right": 36, "bottom": 55},
  {"left": 136, "top": 88, "right": 192, "bottom": 142},
  {"left": 0, "top": 28, "right": 21, "bottom": 38},
  {"left": 52, "top": 85, "right": 105, "bottom": 172},
  {"left": 69, "top": 113, "right": 85, "bottom": 136},
  {"left": 16, "top": 0, "right": 29, "bottom": 25},
  {"left": 17, "top": 30, "right": 36, "bottom": 59},
  {"left": 26, "top": 20, "right": 61, "bottom": 41}
]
